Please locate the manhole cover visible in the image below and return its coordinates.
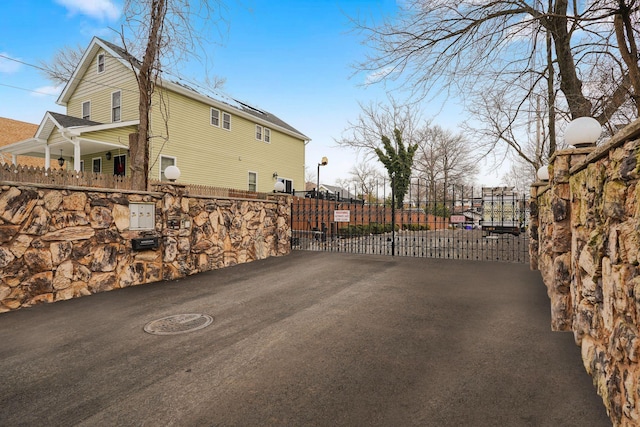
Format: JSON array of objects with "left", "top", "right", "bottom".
[{"left": 144, "top": 313, "right": 214, "bottom": 335}]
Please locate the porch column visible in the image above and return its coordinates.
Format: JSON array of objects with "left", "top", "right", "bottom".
[
  {"left": 73, "top": 141, "right": 81, "bottom": 172},
  {"left": 44, "top": 146, "right": 51, "bottom": 169}
]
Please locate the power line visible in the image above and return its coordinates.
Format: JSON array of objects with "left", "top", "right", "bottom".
[{"left": 0, "top": 82, "right": 58, "bottom": 97}]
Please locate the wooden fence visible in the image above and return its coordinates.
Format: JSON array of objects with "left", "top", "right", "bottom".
[{"left": 0, "top": 163, "right": 273, "bottom": 200}]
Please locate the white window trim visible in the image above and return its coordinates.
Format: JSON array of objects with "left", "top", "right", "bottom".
[
  {"left": 255, "top": 124, "right": 263, "bottom": 141},
  {"left": 97, "top": 53, "right": 105, "bottom": 74},
  {"left": 92, "top": 157, "right": 102, "bottom": 173},
  {"left": 222, "top": 112, "right": 231, "bottom": 131},
  {"left": 159, "top": 155, "right": 177, "bottom": 181},
  {"left": 82, "top": 101, "right": 91, "bottom": 120},
  {"left": 111, "top": 90, "right": 121, "bottom": 123},
  {"left": 248, "top": 171, "right": 258, "bottom": 191},
  {"left": 210, "top": 107, "right": 220, "bottom": 127},
  {"left": 264, "top": 127, "right": 271, "bottom": 144}
]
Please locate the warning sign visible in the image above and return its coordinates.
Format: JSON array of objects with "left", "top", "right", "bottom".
[
  {"left": 334, "top": 210, "right": 351, "bottom": 222},
  {"left": 450, "top": 215, "right": 466, "bottom": 223}
]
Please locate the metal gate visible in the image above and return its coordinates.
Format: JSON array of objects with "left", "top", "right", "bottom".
[{"left": 291, "top": 182, "right": 530, "bottom": 263}]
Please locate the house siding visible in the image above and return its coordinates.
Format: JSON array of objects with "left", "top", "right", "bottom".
[
  {"left": 148, "top": 87, "right": 305, "bottom": 193},
  {"left": 67, "top": 49, "right": 138, "bottom": 124}
]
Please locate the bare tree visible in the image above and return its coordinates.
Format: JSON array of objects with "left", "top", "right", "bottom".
[
  {"left": 353, "top": 0, "right": 640, "bottom": 166},
  {"left": 336, "top": 96, "right": 422, "bottom": 155},
  {"left": 39, "top": 45, "right": 85, "bottom": 85},
  {"left": 413, "top": 124, "right": 479, "bottom": 200},
  {"left": 502, "top": 157, "right": 537, "bottom": 194},
  {"left": 335, "top": 161, "right": 384, "bottom": 202}
]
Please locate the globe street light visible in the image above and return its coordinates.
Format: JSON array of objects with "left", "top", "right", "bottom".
[
  {"left": 564, "top": 117, "right": 602, "bottom": 148},
  {"left": 316, "top": 157, "right": 328, "bottom": 232},
  {"left": 164, "top": 165, "right": 181, "bottom": 182}
]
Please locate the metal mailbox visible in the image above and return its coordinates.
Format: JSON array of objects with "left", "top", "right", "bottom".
[{"left": 131, "top": 237, "right": 159, "bottom": 251}]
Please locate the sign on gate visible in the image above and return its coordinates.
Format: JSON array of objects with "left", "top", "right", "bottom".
[
  {"left": 334, "top": 210, "right": 350, "bottom": 222},
  {"left": 450, "top": 215, "right": 466, "bottom": 223}
]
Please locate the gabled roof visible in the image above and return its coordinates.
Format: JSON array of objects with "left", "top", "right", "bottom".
[
  {"left": 48, "top": 112, "right": 101, "bottom": 129},
  {"left": 57, "top": 37, "right": 134, "bottom": 107},
  {"left": 57, "top": 37, "right": 310, "bottom": 141}
]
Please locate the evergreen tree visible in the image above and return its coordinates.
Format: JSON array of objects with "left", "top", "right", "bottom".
[{"left": 375, "top": 129, "right": 417, "bottom": 209}]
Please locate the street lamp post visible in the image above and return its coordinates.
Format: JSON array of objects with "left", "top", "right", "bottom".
[{"left": 316, "top": 157, "right": 328, "bottom": 232}]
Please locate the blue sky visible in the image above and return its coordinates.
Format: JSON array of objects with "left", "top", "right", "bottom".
[{"left": 0, "top": 0, "right": 503, "bottom": 187}]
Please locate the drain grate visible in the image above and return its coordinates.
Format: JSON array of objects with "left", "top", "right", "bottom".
[{"left": 144, "top": 313, "right": 214, "bottom": 335}]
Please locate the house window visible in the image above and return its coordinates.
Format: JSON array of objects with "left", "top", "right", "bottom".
[
  {"left": 113, "top": 154, "right": 126, "bottom": 176},
  {"left": 256, "top": 125, "right": 263, "bottom": 140},
  {"left": 112, "top": 91, "right": 121, "bottom": 122},
  {"left": 264, "top": 128, "right": 271, "bottom": 143},
  {"left": 97, "top": 53, "right": 105, "bottom": 73},
  {"left": 211, "top": 108, "right": 220, "bottom": 127},
  {"left": 222, "top": 112, "right": 231, "bottom": 130},
  {"left": 92, "top": 158, "right": 102, "bottom": 173},
  {"left": 160, "top": 156, "right": 176, "bottom": 181},
  {"left": 80, "top": 160, "right": 84, "bottom": 172},
  {"left": 248, "top": 171, "right": 257, "bottom": 192},
  {"left": 82, "top": 101, "right": 91, "bottom": 120},
  {"left": 278, "top": 178, "right": 292, "bottom": 193}
]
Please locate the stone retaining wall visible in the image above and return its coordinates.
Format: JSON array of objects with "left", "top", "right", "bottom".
[
  {"left": 0, "top": 183, "right": 291, "bottom": 313},
  {"left": 530, "top": 119, "right": 640, "bottom": 426}
]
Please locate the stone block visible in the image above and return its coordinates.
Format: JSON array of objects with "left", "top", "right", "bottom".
[{"left": 62, "top": 192, "right": 87, "bottom": 211}]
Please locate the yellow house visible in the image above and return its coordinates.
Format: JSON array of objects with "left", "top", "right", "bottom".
[{"left": 1, "top": 37, "right": 309, "bottom": 193}]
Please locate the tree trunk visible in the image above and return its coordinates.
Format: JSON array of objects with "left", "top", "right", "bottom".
[
  {"left": 545, "top": 0, "right": 593, "bottom": 119},
  {"left": 129, "top": 0, "right": 166, "bottom": 191},
  {"left": 614, "top": 1, "right": 640, "bottom": 116}
]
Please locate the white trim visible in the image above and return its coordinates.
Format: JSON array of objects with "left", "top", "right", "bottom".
[
  {"left": 222, "top": 112, "right": 231, "bottom": 131},
  {"left": 111, "top": 90, "right": 122, "bottom": 122},
  {"left": 97, "top": 53, "right": 105, "bottom": 74},
  {"left": 255, "top": 124, "right": 263, "bottom": 141},
  {"left": 264, "top": 127, "right": 271, "bottom": 143},
  {"left": 69, "top": 120, "right": 139, "bottom": 135},
  {"left": 75, "top": 137, "right": 127, "bottom": 149},
  {"left": 82, "top": 100, "right": 91, "bottom": 120},
  {"left": 91, "top": 157, "right": 102, "bottom": 173},
  {"left": 248, "top": 171, "right": 258, "bottom": 192},
  {"left": 210, "top": 107, "right": 220, "bottom": 127}
]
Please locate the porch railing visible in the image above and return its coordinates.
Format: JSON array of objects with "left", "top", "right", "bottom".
[{"left": 0, "top": 164, "right": 132, "bottom": 189}]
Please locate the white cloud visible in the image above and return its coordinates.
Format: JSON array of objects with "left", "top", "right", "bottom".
[
  {"left": 0, "top": 53, "right": 21, "bottom": 73},
  {"left": 32, "top": 85, "right": 64, "bottom": 98},
  {"left": 55, "top": 0, "right": 121, "bottom": 21},
  {"left": 365, "top": 66, "right": 396, "bottom": 85}
]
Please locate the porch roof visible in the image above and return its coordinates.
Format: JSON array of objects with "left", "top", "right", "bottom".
[{"left": 0, "top": 112, "right": 138, "bottom": 159}]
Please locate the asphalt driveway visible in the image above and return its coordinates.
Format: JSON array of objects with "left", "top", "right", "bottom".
[{"left": 0, "top": 251, "right": 610, "bottom": 426}]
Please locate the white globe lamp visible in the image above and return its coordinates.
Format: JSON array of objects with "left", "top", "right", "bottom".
[
  {"left": 164, "top": 165, "right": 181, "bottom": 182},
  {"left": 564, "top": 117, "right": 602, "bottom": 148},
  {"left": 274, "top": 180, "right": 286, "bottom": 193},
  {"left": 537, "top": 165, "right": 549, "bottom": 181}
]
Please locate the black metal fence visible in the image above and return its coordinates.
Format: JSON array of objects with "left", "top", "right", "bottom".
[{"left": 291, "top": 181, "right": 530, "bottom": 263}]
